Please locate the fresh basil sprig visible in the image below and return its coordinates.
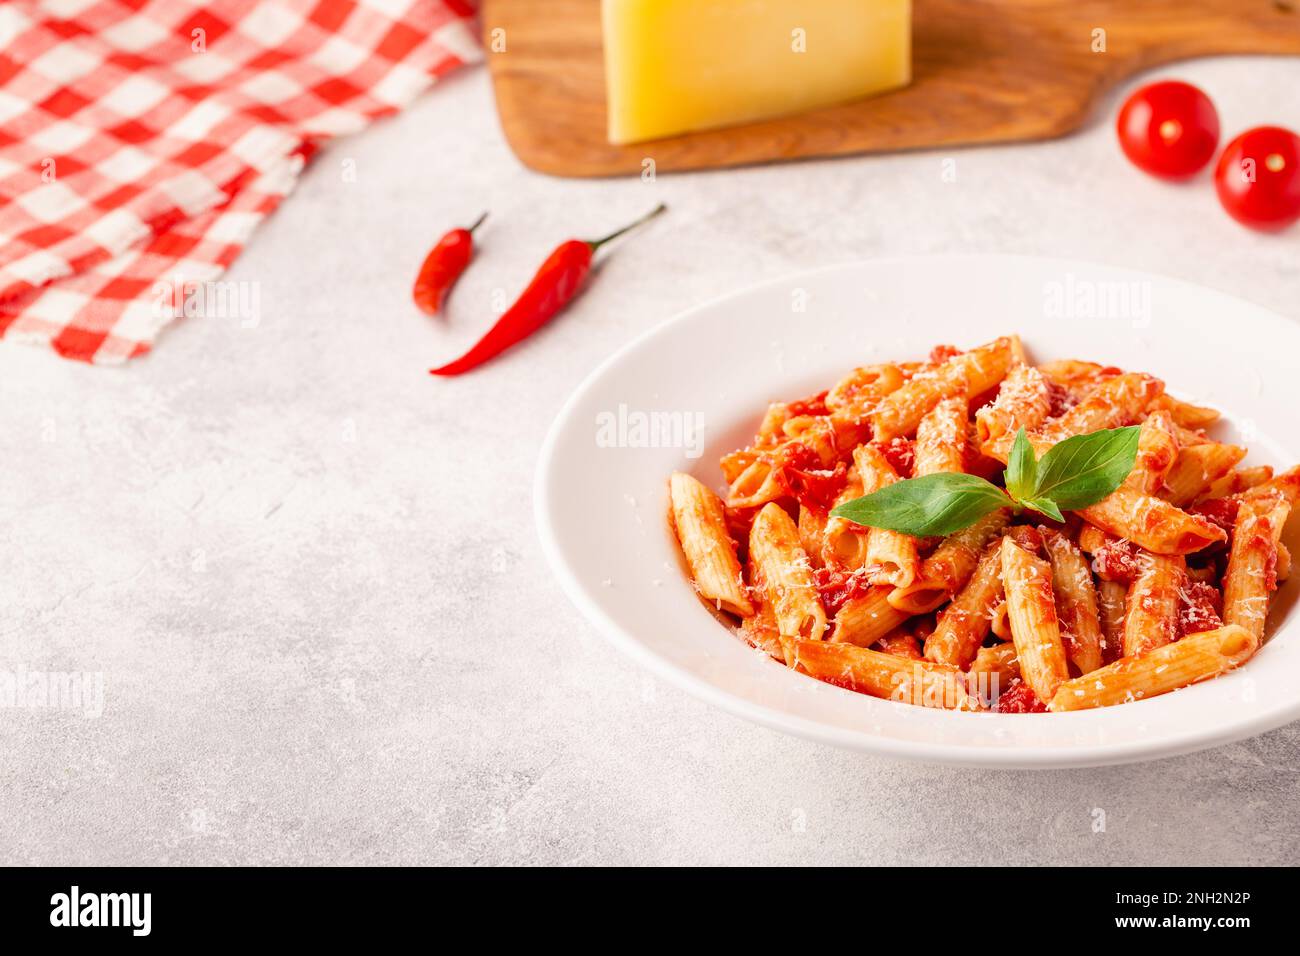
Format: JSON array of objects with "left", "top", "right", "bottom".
[{"left": 831, "top": 426, "right": 1141, "bottom": 536}]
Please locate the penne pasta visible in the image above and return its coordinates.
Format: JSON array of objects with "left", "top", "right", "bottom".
[
  {"left": 890, "top": 508, "right": 1010, "bottom": 614},
  {"left": 914, "top": 396, "right": 968, "bottom": 476},
  {"left": 1126, "top": 410, "right": 1180, "bottom": 495},
  {"left": 1240, "top": 464, "right": 1300, "bottom": 507},
  {"left": 854, "top": 444, "right": 920, "bottom": 587},
  {"left": 990, "top": 600, "right": 1013, "bottom": 641},
  {"left": 1048, "top": 624, "right": 1256, "bottom": 711},
  {"left": 1150, "top": 393, "right": 1221, "bottom": 429},
  {"left": 797, "top": 505, "right": 828, "bottom": 569},
  {"left": 924, "top": 539, "right": 1004, "bottom": 667},
  {"left": 968, "top": 642, "right": 1020, "bottom": 704},
  {"left": 832, "top": 585, "right": 911, "bottom": 647},
  {"left": 1222, "top": 490, "right": 1292, "bottom": 644},
  {"left": 870, "top": 337, "right": 1017, "bottom": 441},
  {"left": 1042, "top": 529, "right": 1104, "bottom": 675},
  {"left": 670, "top": 473, "right": 755, "bottom": 617},
  {"left": 1078, "top": 485, "right": 1226, "bottom": 556},
  {"left": 1201, "top": 465, "right": 1273, "bottom": 502},
  {"left": 1097, "top": 579, "right": 1128, "bottom": 664},
  {"left": 1121, "top": 551, "right": 1185, "bottom": 657},
  {"left": 983, "top": 372, "right": 1164, "bottom": 466},
  {"left": 876, "top": 630, "right": 924, "bottom": 660},
  {"left": 1161, "top": 442, "right": 1247, "bottom": 507},
  {"left": 739, "top": 596, "right": 787, "bottom": 661},
  {"left": 826, "top": 363, "right": 907, "bottom": 422},
  {"left": 1000, "top": 536, "right": 1070, "bottom": 704},
  {"left": 671, "top": 337, "right": 1300, "bottom": 719},
  {"left": 795, "top": 639, "right": 983, "bottom": 710},
  {"left": 1039, "top": 372, "right": 1164, "bottom": 443},
  {"left": 975, "top": 363, "right": 1053, "bottom": 455},
  {"left": 749, "top": 503, "right": 827, "bottom": 664}
]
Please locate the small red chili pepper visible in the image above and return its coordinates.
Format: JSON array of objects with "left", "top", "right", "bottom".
[
  {"left": 429, "top": 203, "right": 667, "bottom": 377},
  {"left": 412, "top": 211, "right": 487, "bottom": 316}
]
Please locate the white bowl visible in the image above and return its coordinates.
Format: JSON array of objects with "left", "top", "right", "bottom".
[{"left": 535, "top": 255, "right": 1300, "bottom": 768}]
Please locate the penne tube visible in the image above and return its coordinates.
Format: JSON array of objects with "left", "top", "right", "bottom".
[
  {"left": 1122, "top": 551, "right": 1185, "bottom": 657},
  {"left": 825, "top": 363, "right": 906, "bottom": 422},
  {"left": 1097, "top": 579, "right": 1128, "bottom": 664},
  {"left": 1150, "top": 393, "right": 1221, "bottom": 429},
  {"left": 1201, "top": 465, "right": 1273, "bottom": 502},
  {"left": 1048, "top": 624, "right": 1257, "bottom": 711},
  {"left": 870, "top": 337, "right": 1017, "bottom": 441},
  {"left": 726, "top": 419, "right": 840, "bottom": 511},
  {"left": 975, "top": 363, "right": 1053, "bottom": 454},
  {"left": 990, "top": 600, "right": 1013, "bottom": 641},
  {"left": 875, "top": 630, "right": 924, "bottom": 660},
  {"left": 739, "top": 597, "right": 786, "bottom": 661},
  {"left": 924, "top": 540, "right": 1005, "bottom": 666},
  {"left": 1035, "top": 358, "right": 1111, "bottom": 388},
  {"left": 983, "top": 373, "right": 1164, "bottom": 465},
  {"left": 669, "top": 473, "right": 755, "bottom": 617},
  {"left": 1075, "top": 522, "right": 1111, "bottom": 556},
  {"left": 725, "top": 457, "right": 783, "bottom": 510},
  {"left": 1042, "top": 529, "right": 1104, "bottom": 675},
  {"left": 967, "top": 642, "right": 1021, "bottom": 705},
  {"left": 889, "top": 508, "right": 1011, "bottom": 614},
  {"left": 797, "top": 505, "right": 829, "bottom": 569},
  {"left": 914, "top": 396, "right": 969, "bottom": 476},
  {"left": 821, "top": 470, "right": 868, "bottom": 570},
  {"left": 1000, "top": 535, "right": 1071, "bottom": 704},
  {"left": 832, "top": 585, "right": 911, "bottom": 647},
  {"left": 748, "top": 503, "right": 827, "bottom": 664},
  {"left": 1222, "top": 490, "right": 1292, "bottom": 644},
  {"left": 1078, "top": 485, "right": 1226, "bottom": 556},
  {"left": 1125, "top": 410, "right": 1180, "bottom": 495},
  {"left": 1240, "top": 464, "right": 1300, "bottom": 507},
  {"left": 1161, "top": 442, "right": 1247, "bottom": 507},
  {"left": 1039, "top": 372, "right": 1164, "bottom": 443},
  {"left": 794, "top": 640, "right": 983, "bottom": 710},
  {"left": 854, "top": 444, "right": 920, "bottom": 587}
]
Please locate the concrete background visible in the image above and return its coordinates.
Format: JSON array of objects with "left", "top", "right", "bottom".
[{"left": 2, "top": 57, "right": 1298, "bottom": 865}]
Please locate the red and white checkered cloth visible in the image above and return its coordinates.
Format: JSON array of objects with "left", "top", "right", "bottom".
[{"left": 0, "top": 0, "right": 479, "bottom": 364}]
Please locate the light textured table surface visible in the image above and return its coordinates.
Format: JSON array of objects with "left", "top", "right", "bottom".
[{"left": 3, "top": 59, "right": 1299, "bottom": 866}]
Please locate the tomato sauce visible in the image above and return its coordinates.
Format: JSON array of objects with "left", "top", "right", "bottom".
[
  {"left": 785, "top": 390, "right": 829, "bottom": 418},
  {"left": 1044, "top": 378, "right": 1075, "bottom": 419},
  {"left": 1191, "top": 497, "right": 1241, "bottom": 536},
  {"left": 812, "top": 566, "right": 874, "bottom": 617},
  {"left": 773, "top": 442, "right": 848, "bottom": 513},
  {"left": 1177, "top": 580, "right": 1223, "bottom": 637},
  {"left": 1092, "top": 537, "right": 1143, "bottom": 583},
  {"left": 874, "top": 437, "right": 916, "bottom": 478},
  {"left": 996, "top": 678, "right": 1048, "bottom": 714}
]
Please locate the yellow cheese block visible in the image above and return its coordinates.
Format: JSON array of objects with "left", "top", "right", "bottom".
[{"left": 602, "top": 0, "right": 912, "bottom": 145}]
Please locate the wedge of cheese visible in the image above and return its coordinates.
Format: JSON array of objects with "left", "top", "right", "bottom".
[{"left": 602, "top": 0, "right": 912, "bottom": 145}]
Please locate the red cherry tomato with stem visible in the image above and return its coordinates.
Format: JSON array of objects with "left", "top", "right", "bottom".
[
  {"left": 1117, "top": 80, "right": 1220, "bottom": 179},
  {"left": 1214, "top": 126, "right": 1300, "bottom": 232}
]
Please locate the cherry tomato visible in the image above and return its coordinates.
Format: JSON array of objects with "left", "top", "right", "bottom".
[
  {"left": 1117, "top": 80, "right": 1220, "bottom": 179},
  {"left": 1214, "top": 126, "right": 1300, "bottom": 231}
]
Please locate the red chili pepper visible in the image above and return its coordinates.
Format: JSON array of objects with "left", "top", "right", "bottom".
[
  {"left": 429, "top": 203, "right": 666, "bottom": 377},
  {"left": 412, "top": 211, "right": 487, "bottom": 316}
]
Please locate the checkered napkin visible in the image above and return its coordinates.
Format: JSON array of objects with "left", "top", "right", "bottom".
[{"left": 0, "top": 0, "right": 480, "bottom": 364}]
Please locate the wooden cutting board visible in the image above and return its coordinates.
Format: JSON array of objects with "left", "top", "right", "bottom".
[{"left": 483, "top": 0, "right": 1300, "bottom": 178}]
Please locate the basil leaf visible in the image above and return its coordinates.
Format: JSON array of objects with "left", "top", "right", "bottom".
[
  {"left": 1004, "top": 428, "right": 1037, "bottom": 502},
  {"left": 831, "top": 473, "right": 1010, "bottom": 536},
  {"left": 1031, "top": 425, "right": 1142, "bottom": 511},
  {"left": 1021, "top": 497, "right": 1065, "bottom": 523}
]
